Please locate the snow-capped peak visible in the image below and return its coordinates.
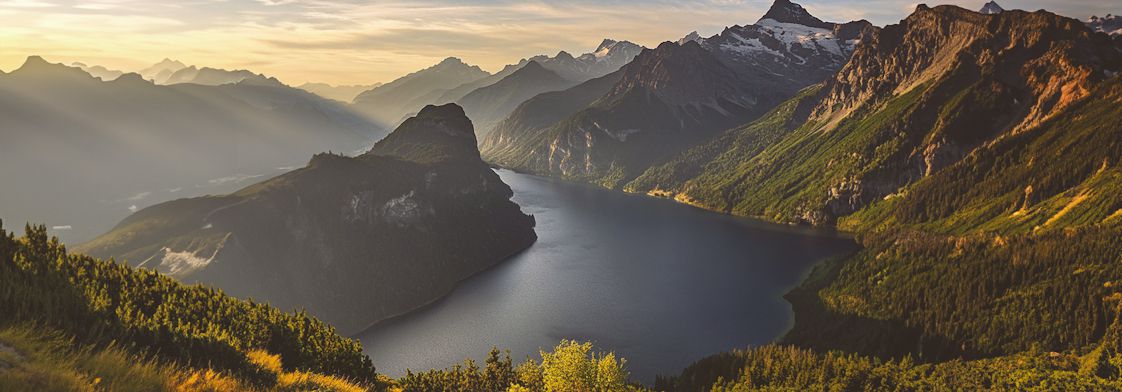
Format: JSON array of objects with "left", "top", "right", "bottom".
[
  {"left": 678, "top": 31, "right": 703, "bottom": 45},
  {"left": 1086, "top": 14, "right": 1122, "bottom": 37},
  {"left": 758, "top": 0, "right": 832, "bottom": 29},
  {"left": 595, "top": 39, "right": 618, "bottom": 53},
  {"left": 980, "top": 1, "right": 1004, "bottom": 15}
]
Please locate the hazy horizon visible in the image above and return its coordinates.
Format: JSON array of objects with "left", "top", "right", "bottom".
[{"left": 1, "top": 0, "right": 1114, "bottom": 86}]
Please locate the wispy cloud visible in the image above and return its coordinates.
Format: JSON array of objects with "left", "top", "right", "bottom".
[{"left": 0, "top": 0, "right": 1112, "bottom": 85}]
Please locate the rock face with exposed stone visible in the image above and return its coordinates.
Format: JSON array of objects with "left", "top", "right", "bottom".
[{"left": 78, "top": 104, "right": 537, "bottom": 334}]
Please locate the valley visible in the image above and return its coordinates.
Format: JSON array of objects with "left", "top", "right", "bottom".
[
  {"left": 1, "top": 0, "right": 1122, "bottom": 390},
  {"left": 358, "top": 170, "right": 856, "bottom": 383}
]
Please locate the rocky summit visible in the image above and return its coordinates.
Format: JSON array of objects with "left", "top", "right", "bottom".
[{"left": 77, "top": 103, "right": 537, "bottom": 334}]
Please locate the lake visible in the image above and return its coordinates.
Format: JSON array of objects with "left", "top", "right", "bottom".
[{"left": 357, "top": 169, "right": 857, "bottom": 382}]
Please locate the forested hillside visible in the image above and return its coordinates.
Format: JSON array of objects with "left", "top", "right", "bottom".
[
  {"left": 0, "top": 222, "right": 377, "bottom": 390},
  {"left": 642, "top": 6, "right": 1122, "bottom": 391},
  {"left": 78, "top": 104, "right": 537, "bottom": 335}
]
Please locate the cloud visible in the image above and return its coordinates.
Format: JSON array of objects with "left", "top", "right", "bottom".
[
  {"left": 126, "top": 191, "right": 151, "bottom": 201},
  {"left": 207, "top": 173, "right": 264, "bottom": 186},
  {"left": 0, "top": 0, "right": 1113, "bottom": 85}
]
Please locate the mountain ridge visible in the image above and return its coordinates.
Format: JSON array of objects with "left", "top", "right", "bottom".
[
  {"left": 482, "top": 0, "right": 869, "bottom": 188},
  {"left": 77, "top": 103, "right": 537, "bottom": 335}
]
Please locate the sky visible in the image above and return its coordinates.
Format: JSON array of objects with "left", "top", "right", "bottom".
[{"left": 0, "top": 0, "right": 1114, "bottom": 85}]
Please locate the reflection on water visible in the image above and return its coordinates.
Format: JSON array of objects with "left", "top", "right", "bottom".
[{"left": 358, "top": 170, "right": 857, "bottom": 382}]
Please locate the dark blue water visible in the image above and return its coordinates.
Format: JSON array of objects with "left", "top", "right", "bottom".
[{"left": 358, "top": 170, "right": 856, "bottom": 382}]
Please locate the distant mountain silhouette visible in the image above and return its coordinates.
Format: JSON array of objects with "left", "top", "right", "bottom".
[
  {"left": 298, "top": 82, "right": 383, "bottom": 102},
  {"left": 353, "top": 57, "right": 490, "bottom": 126},
  {"left": 0, "top": 56, "right": 386, "bottom": 243}
]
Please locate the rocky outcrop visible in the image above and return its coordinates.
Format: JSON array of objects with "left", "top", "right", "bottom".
[
  {"left": 630, "top": 4, "right": 1122, "bottom": 225},
  {"left": 481, "top": 0, "right": 870, "bottom": 189},
  {"left": 77, "top": 104, "right": 537, "bottom": 334}
]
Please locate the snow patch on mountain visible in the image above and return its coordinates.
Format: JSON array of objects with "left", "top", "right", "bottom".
[
  {"left": 757, "top": 18, "right": 844, "bottom": 57},
  {"left": 1087, "top": 14, "right": 1122, "bottom": 37}
]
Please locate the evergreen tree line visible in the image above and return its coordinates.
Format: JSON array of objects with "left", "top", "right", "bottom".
[{"left": 0, "top": 221, "right": 376, "bottom": 387}]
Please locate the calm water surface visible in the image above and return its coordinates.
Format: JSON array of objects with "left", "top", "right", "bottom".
[{"left": 358, "top": 170, "right": 857, "bottom": 382}]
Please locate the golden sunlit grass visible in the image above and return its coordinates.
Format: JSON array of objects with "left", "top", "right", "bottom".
[
  {"left": 0, "top": 325, "right": 172, "bottom": 392},
  {"left": 247, "top": 350, "right": 368, "bottom": 392},
  {"left": 0, "top": 325, "right": 370, "bottom": 392}
]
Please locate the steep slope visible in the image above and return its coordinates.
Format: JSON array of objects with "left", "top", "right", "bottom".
[
  {"left": 0, "top": 224, "right": 376, "bottom": 387},
  {"left": 631, "top": 4, "right": 1122, "bottom": 225},
  {"left": 486, "top": 41, "right": 772, "bottom": 188},
  {"left": 434, "top": 39, "right": 642, "bottom": 106},
  {"left": 298, "top": 82, "right": 382, "bottom": 102},
  {"left": 633, "top": 6, "right": 1122, "bottom": 389},
  {"left": 980, "top": 0, "right": 1005, "bottom": 15},
  {"left": 693, "top": 0, "right": 874, "bottom": 99},
  {"left": 482, "top": 0, "right": 869, "bottom": 188},
  {"left": 0, "top": 56, "right": 385, "bottom": 243},
  {"left": 353, "top": 57, "right": 489, "bottom": 126},
  {"left": 457, "top": 61, "right": 576, "bottom": 138},
  {"left": 77, "top": 104, "right": 537, "bottom": 335},
  {"left": 479, "top": 70, "right": 624, "bottom": 161}
]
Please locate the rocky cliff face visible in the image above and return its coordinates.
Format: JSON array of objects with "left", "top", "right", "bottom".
[
  {"left": 77, "top": 104, "right": 537, "bottom": 334},
  {"left": 629, "top": 5, "right": 1122, "bottom": 225},
  {"left": 694, "top": 0, "right": 874, "bottom": 96},
  {"left": 457, "top": 61, "right": 577, "bottom": 138},
  {"left": 486, "top": 41, "right": 770, "bottom": 187},
  {"left": 481, "top": 0, "right": 869, "bottom": 188},
  {"left": 809, "top": 5, "right": 1121, "bottom": 217}
]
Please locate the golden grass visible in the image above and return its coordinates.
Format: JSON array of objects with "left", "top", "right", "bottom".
[
  {"left": 247, "top": 349, "right": 367, "bottom": 392},
  {"left": 1043, "top": 192, "right": 1090, "bottom": 228},
  {"left": 0, "top": 326, "right": 169, "bottom": 392},
  {"left": 0, "top": 325, "right": 370, "bottom": 392}
]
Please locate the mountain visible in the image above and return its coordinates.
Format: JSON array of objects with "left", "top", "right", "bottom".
[
  {"left": 432, "top": 39, "right": 642, "bottom": 108},
  {"left": 526, "top": 39, "right": 643, "bottom": 82},
  {"left": 639, "top": 5, "right": 1122, "bottom": 390},
  {"left": 298, "top": 82, "right": 382, "bottom": 102},
  {"left": 483, "top": 41, "right": 771, "bottom": 188},
  {"left": 138, "top": 58, "right": 186, "bottom": 82},
  {"left": 71, "top": 62, "right": 124, "bottom": 81},
  {"left": 159, "top": 65, "right": 263, "bottom": 85},
  {"left": 0, "top": 56, "right": 385, "bottom": 243},
  {"left": 1087, "top": 14, "right": 1122, "bottom": 40},
  {"left": 457, "top": 61, "right": 577, "bottom": 138},
  {"left": 759, "top": 0, "right": 833, "bottom": 28},
  {"left": 479, "top": 70, "right": 624, "bottom": 161},
  {"left": 1, "top": 224, "right": 376, "bottom": 388},
  {"left": 77, "top": 104, "right": 537, "bottom": 335},
  {"left": 692, "top": 0, "right": 874, "bottom": 98},
  {"left": 481, "top": 0, "right": 867, "bottom": 188},
  {"left": 353, "top": 57, "right": 490, "bottom": 126},
  {"left": 623, "top": 3, "right": 1122, "bottom": 378},
  {"left": 629, "top": 4, "right": 1121, "bottom": 225},
  {"left": 979, "top": 0, "right": 1004, "bottom": 15}
]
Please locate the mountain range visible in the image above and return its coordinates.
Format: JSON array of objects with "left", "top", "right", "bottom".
[
  {"left": 481, "top": 0, "right": 871, "bottom": 188},
  {"left": 6, "top": 0, "right": 1122, "bottom": 389},
  {"left": 638, "top": 4, "right": 1122, "bottom": 388},
  {"left": 297, "top": 82, "right": 383, "bottom": 102},
  {"left": 77, "top": 104, "right": 537, "bottom": 335},
  {"left": 352, "top": 40, "right": 642, "bottom": 130},
  {"left": 0, "top": 56, "right": 385, "bottom": 243},
  {"left": 628, "top": 3, "right": 1121, "bottom": 225},
  {"left": 1087, "top": 13, "right": 1122, "bottom": 41}
]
